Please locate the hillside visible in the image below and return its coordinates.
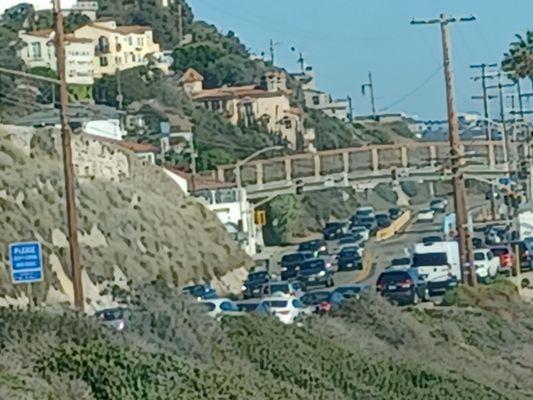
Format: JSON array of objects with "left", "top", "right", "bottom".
[
  {"left": 0, "top": 125, "right": 250, "bottom": 309},
  {"left": 1, "top": 280, "right": 533, "bottom": 399}
]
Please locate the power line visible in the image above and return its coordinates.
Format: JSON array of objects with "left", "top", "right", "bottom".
[{"left": 379, "top": 65, "right": 443, "bottom": 112}]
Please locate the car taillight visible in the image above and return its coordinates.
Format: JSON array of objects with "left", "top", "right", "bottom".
[
  {"left": 278, "top": 310, "right": 290, "bottom": 315},
  {"left": 319, "top": 301, "right": 332, "bottom": 311},
  {"left": 399, "top": 279, "right": 412, "bottom": 288},
  {"left": 376, "top": 283, "right": 382, "bottom": 291}
]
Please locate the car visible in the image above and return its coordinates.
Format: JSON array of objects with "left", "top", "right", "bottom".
[
  {"left": 297, "top": 258, "right": 334, "bottom": 289},
  {"left": 473, "top": 249, "right": 500, "bottom": 283},
  {"left": 259, "top": 297, "right": 311, "bottom": 324},
  {"left": 333, "top": 285, "right": 367, "bottom": 299},
  {"left": 235, "top": 301, "right": 271, "bottom": 315},
  {"left": 357, "top": 216, "right": 378, "bottom": 233},
  {"left": 489, "top": 245, "right": 514, "bottom": 275},
  {"left": 336, "top": 234, "right": 364, "bottom": 252},
  {"left": 95, "top": 307, "right": 129, "bottom": 332},
  {"left": 298, "top": 239, "right": 328, "bottom": 256},
  {"left": 323, "top": 222, "right": 349, "bottom": 241},
  {"left": 182, "top": 284, "right": 218, "bottom": 300},
  {"left": 388, "top": 257, "right": 411, "bottom": 270},
  {"left": 472, "top": 237, "right": 484, "bottom": 249},
  {"left": 417, "top": 209, "right": 435, "bottom": 223},
  {"left": 337, "top": 247, "right": 363, "bottom": 271},
  {"left": 200, "top": 298, "right": 242, "bottom": 318},
  {"left": 389, "top": 207, "right": 403, "bottom": 220},
  {"left": 354, "top": 206, "right": 375, "bottom": 220},
  {"left": 349, "top": 225, "right": 370, "bottom": 241},
  {"left": 280, "top": 251, "right": 314, "bottom": 280},
  {"left": 376, "top": 269, "right": 429, "bottom": 305},
  {"left": 485, "top": 227, "right": 508, "bottom": 245},
  {"left": 430, "top": 198, "right": 447, "bottom": 213},
  {"left": 375, "top": 213, "right": 392, "bottom": 228},
  {"left": 261, "top": 281, "right": 305, "bottom": 298},
  {"left": 411, "top": 241, "right": 460, "bottom": 294},
  {"left": 241, "top": 270, "right": 271, "bottom": 299},
  {"left": 422, "top": 235, "right": 443, "bottom": 244},
  {"left": 301, "top": 291, "right": 345, "bottom": 314}
]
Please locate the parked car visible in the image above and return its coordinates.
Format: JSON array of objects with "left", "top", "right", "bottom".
[
  {"left": 430, "top": 198, "right": 447, "bottom": 213},
  {"left": 354, "top": 206, "right": 375, "bottom": 220},
  {"left": 280, "top": 251, "right": 314, "bottom": 280},
  {"left": 473, "top": 249, "right": 499, "bottom": 283},
  {"left": 95, "top": 307, "right": 129, "bottom": 332},
  {"left": 298, "top": 239, "right": 328, "bottom": 256},
  {"left": 349, "top": 225, "right": 370, "bottom": 241},
  {"left": 200, "top": 298, "right": 242, "bottom": 318},
  {"left": 389, "top": 207, "right": 403, "bottom": 220},
  {"left": 489, "top": 245, "right": 514, "bottom": 275},
  {"left": 376, "top": 269, "right": 429, "bottom": 305},
  {"left": 182, "top": 284, "right": 218, "bottom": 300},
  {"left": 417, "top": 209, "right": 435, "bottom": 223},
  {"left": 261, "top": 281, "right": 305, "bottom": 298},
  {"left": 297, "top": 258, "right": 335, "bottom": 289},
  {"left": 241, "top": 270, "right": 271, "bottom": 299},
  {"left": 337, "top": 247, "right": 363, "bottom": 271},
  {"left": 388, "top": 257, "right": 411, "bottom": 270},
  {"left": 235, "top": 301, "right": 271, "bottom": 315},
  {"left": 323, "top": 222, "right": 349, "bottom": 241},
  {"left": 376, "top": 213, "right": 392, "bottom": 228},
  {"left": 301, "top": 291, "right": 345, "bottom": 314},
  {"left": 485, "top": 227, "right": 508, "bottom": 246},
  {"left": 411, "top": 241, "right": 460, "bottom": 294},
  {"left": 357, "top": 216, "right": 378, "bottom": 233},
  {"left": 260, "top": 297, "right": 311, "bottom": 324}
]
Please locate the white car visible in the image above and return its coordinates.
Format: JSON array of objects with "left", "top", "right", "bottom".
[
  {"left": 200, "top": 298, "right": 242, "bottom": 318},
  {"left": 430, "top": 198, "right": 448, "bottom": 213},
  {"left": 261, "top": 281, "right": 305, "bottom": 298},
  {"left": 260, "top": 297, "right": 312, "bottom": 324},
  {"left": 473, "top": 249, "right": 499, "bottom": 282},
  {"left": 417, "top": 209, "right": 435, "bottom": 222}
]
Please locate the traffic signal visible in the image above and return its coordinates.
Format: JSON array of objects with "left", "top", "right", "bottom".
[{"left": 254, "top": 210, "right": 267, "bottom": 226}]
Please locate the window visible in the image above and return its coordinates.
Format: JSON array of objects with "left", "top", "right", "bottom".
[
  {"left": 220, "top": 301, "right": 239, "bottom": 312},
  {"left": 132, "top": 54, "right": 136, "bottom": 62},
  {"left": 284, "top": 119, "right": 292, "bottom": 129},
  {"left": 31, "top": 42, "right": 42, "bottom": 58},
  {"left": 312, "top": 95, "right": 320, "bottom": 105},
  {"left": 128, "top": 36, "right": 133, "bottom": 46},
  {"left": 99, "top": 56, "right": 108, "bottom": 67},
  {"left": 137, "top": 37, "right": 144, "bottom": 46}
]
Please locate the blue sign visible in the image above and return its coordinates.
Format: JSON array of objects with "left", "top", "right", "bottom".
[{"left": 9, "top": 242, "right": 43, "bottom": 284}]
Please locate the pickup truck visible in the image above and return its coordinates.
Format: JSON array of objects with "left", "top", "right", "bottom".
[{"left": 473, "top": 249, "right": 499, "bottom": 283}]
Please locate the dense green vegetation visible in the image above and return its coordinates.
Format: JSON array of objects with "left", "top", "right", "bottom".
[
  {"left": 1, "top": 280, "right": 532, "bottom": 399},
  {"left": 502, "top": 31, "right": 533, "bottom": 82}
]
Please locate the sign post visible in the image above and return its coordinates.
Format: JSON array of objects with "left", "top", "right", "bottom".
[{"left": 9, "top": 242, "right": 44, "bottom": 308}]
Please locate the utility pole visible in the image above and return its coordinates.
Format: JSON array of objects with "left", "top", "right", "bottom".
[
  {"left": 116, "top": 68, "right": 123, "bottom": 110},
  {"left": 411, "top": 13, "right": 477, "bottom": 286},
  {"left": 298, "top": 52, "right": 305, "bottom": 72},
  {"left": 53, "top": 0, "right": 84, "bottom": 310},
  {"left": 347, "top": 95, "right": 353, "bottom": 121},
  {"left": 487, "top": 74, "right": 514, "bottom": 168},
  {"left": 177, "top": 3, "right": 183, "bottom": 44},
  {"left": 361, "top": 72, "right": 377, "bottom": 120},
  {"left": 269, "top": 39, "right": 275, "bottom": 65}
]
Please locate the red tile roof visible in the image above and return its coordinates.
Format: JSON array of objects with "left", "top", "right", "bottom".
[
  {"left": 84, "top": 23, "right": 152, "bottom": 35},
  {"left": 192, "top": 85, "right": 285, "bottom": 101}
]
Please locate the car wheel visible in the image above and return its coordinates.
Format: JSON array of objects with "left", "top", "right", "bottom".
[
  {"left": 326, "top": 277, "right": 334, "bottom": 287},
  {"left": 423, "top": 288, "right": 430, "bottom": 301},
  {"left": 412, "top": 292, "right": 420, "bottom": 305}
]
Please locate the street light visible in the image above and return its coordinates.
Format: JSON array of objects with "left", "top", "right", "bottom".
[{"left": 234, "top": 145, "right": 284, "bottom": 255}]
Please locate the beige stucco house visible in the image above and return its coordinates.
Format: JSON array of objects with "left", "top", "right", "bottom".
[
  {"left": 181, "top": 69, "right": 304, "bottom": 147},
  {"left": 18, "top": 29, "right": 95, "bottom": 85},
  {"left": 73, "top": 20, "right": 168, "bottom": 78}
]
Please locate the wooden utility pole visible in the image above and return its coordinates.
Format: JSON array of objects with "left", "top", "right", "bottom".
[
  {"left": 411, "top": 13, "right": 477, "bottom": 286},
  {"left": 53, "top": 0, "right": 84, "bottom": 310},
  {"left": 269, "top": 39, "right": 275, "bottom": 65}
]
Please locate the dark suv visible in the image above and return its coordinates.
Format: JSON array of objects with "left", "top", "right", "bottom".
[
  {"left": 297, "top": 258, "right": 334, "bottom": 289},
  {"left": 298, "top": 239, "right": 328, "bottom": 256},
  {"left": 323, "top": 222, "right": 348, "bottom": 241},
  {"left": 280, "top": 252, "right": 314, "bottom": 280},
  {"left": 241, "top": 270, "right": 271, "bottom": 299},
  {"left": 337, "top": 247, "right": 363, "bottom": 271},
  {"left": 376, "top": 269, "right": 429, "bottom": 305}
]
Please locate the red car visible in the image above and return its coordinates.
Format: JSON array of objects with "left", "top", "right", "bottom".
[{"left": 489, "top": 245, "right": 514, "bottom": 275}]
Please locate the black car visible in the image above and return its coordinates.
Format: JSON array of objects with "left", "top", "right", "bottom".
[
  {"left": 323, "top": 222, "right": 348, "bottom": 240},
  {"left": 241, "top": 270, "right": 271, "bottom": 299},
  {"left": 337, "top": 247, "right": 363, "bottom": 271},
  {"left": 511, "top": 240, "right": 533, "bottom": 271},
  {"left": 301, "top": 291, "right": 345, "bottom": 314},
  {"left": 376, "top": 213, "right": 392, "bottom": 228},
  {"left": 357, "top": 216, "right": 378, "bottom": 233},
  {"left": 182, "top": 284, "right": 218, "bottom": 300},
  {"left": 297, "top": 258, "right": 334, "bottom": 289},
  {"left": 280, "top": 252, "right": 314, "bottom": 280},
  {"left": 472, "top": 237, "right": 484, "bottom": 249},
  {"left": 376, "top": 269, "right": 429, "bottom": 305},
  {"left": 298, "top": 239, "right": 328, "bottom": 256},
  {"left": 389, "top": 208, "right": 402, "bottom": 220}
]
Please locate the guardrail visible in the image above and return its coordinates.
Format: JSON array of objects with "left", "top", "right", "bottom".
[
  {"left": 355, "top": 250, "right": 374, "bottom": 283},
  {"left": 375, "top": 210, "right": 412, "bottom": 242}
]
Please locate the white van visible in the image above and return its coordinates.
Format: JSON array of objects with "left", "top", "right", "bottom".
[{"left": 410, "top": 241, "right": 460, "bottom": 294}]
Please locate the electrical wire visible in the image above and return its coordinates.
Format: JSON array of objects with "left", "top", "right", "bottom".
[{"left": 379, "top": 65, "right": 443, "bottom": 112}]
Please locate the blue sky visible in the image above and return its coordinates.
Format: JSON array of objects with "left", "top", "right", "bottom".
[{"left": 188, "top": 0, "right": 533, "bottom": 120}]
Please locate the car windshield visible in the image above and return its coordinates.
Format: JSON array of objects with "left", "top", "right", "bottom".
[
  {"left": 491, "top": 248, "right": 509, "bottom": 256},
  {"left": 325, "top": 223, "right": 342, "bottom": 230},
  {"left": 247, "top": 271, "right": 268, "bottom": 281},
  {"left": 420, "top": 209, "right": 432, "bottom": 213},
  {"left": 268, "top": 300, "right": 288, "bottom": 308},
  {"left": 237, "top": 303, "right": 258, "bottom": 312},
  {"left": 340, "top": 249, "right": 359, "bottom": 258},
  {"left": 282, "top": 254, "right": 302, "bottom": 263},
  {"left": 301, "top": 259, "right": 325, "bottom": 270},
  {"left": 376, "top": 214, "right": 388, "bottom": 220},
  {"left": 302, "top": 292, "right": 329, "bottom": 304},
  {"left": 339, "top": 237, "right": 356, "bottom": 244},
  {"left": 352, "top": 226, "right": 366, "bottom": 232},
  {"left": 356, "top": 209, "right": 373, "bottom": 217},
  {"left": 378, "top": 271, "right": 410, "bottom": 284},
  {"left": 270, "top": 283, "right": 289, "bottom": 293},
  {"left": 391, "top": 257, "right": 410, "bottom": 266},
  {"left": 359, "top": 217, "right": 375, "bottom": 223},
  {"left": 336, "top": 286, "right": 361, "bottom": 296},
  {"left": 96, "top": 308, "right": 124, "bottom": 321},
  {"left": 292, "top": 299, "right": 306, "bottom": 308},
  {"left": 430, "top": 200, "right": 442, "bottom": 205},
  {"left": 474, "top": 252, "right": 485, "bottom": 261},
  {"left": 412, "top": 252, "right": 447, "bottom": 267},
  {"left": 298, "top": 242, "right": 316, "bottom": 251},
  {"left": 220, "top": 301, "right": 239, "bottom": 312}
]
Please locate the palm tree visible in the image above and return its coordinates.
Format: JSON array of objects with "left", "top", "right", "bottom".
[{"left": 502, "top": 31, "right": 533, "bottom": 87}]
